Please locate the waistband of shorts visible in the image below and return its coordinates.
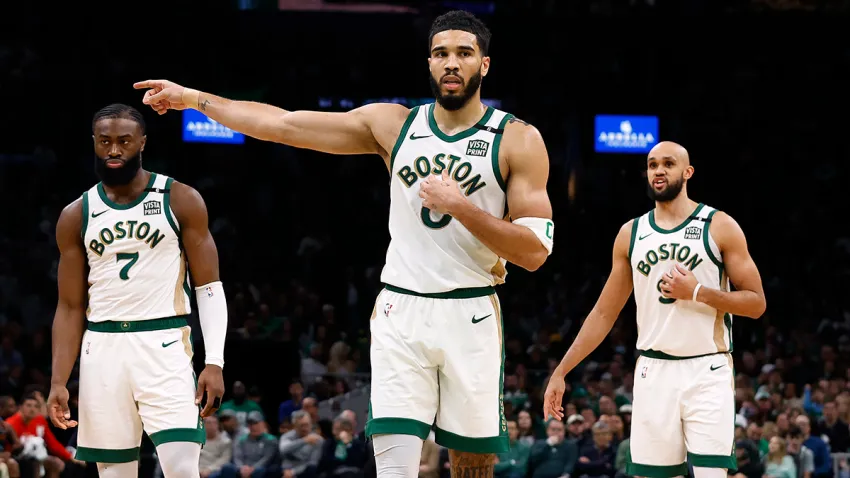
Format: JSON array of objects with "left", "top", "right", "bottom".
[
  {"left": 86, "top": 316, "right": 189, "bottom": 333},
  {"left": 638, "top": 349, "right": 731, "bottom": 361},
  {"left": 383, "top": 283, "right": 495, "bottom": 299}
]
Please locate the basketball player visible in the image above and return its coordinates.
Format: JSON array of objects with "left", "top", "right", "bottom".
[
  {"left": 543, "top": 141, "right": 766, "bottom": 478},
  {"left": 134, "top": 10, "right": 553, "bottom": 478},
  {"left": 46, "top": 104, "right": 228, "bottom": 478}
]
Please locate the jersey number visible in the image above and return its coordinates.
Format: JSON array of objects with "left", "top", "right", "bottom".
[
  {"left": 656, "top": 279, "right": 677, "bottom": 305},
  {"left": 116, "top": 252, "right": 140, "bottom": 281},
  {"left": 421, "top": 207, "right": 452, "bottom": 229}
]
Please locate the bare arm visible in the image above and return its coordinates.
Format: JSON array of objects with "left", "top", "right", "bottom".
[
  {"left": 441, "top": 118, "right": 553, "bottom": 271},
  {"left": 169, "top": 181, "right": 220, "bottom": 289},
  {"left": 50, "top": 200, "right": 88, "bottom": 388},
  {"left": 696, "top": 212, "right": 766, "bottom": 318},
  {"left": 553, "top": 222, "right": 634, "bottom": 377},
  {"left": 134, "top": 79, "right": 409, "bottom": 158}
]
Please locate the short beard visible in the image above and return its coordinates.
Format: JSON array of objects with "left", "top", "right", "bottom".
[
  {"left": 95, "top": 152, "right": 142, "bottom": 187},
  {"left": 646, "top": 175, "right": 684, "bottom": 202},
  {"left": 429, "top": 70, "right": 482, "bottom": 111}
]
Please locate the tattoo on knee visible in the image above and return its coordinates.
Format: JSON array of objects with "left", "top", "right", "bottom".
[{"left": 449, "top": 450, "right": 495, "bottom": 478}]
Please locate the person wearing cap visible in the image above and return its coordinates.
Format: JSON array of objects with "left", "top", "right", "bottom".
[
  {"left": 218, "top": 409, "right": 241, "bottom": 441},
  {"left": 566, "top": 414, "right": 589, "bottom": 449},
  {"left": 219, "top": 381, "right": 264, "bottom": 434},
  {"left": 217, "top": 411, "right": 278, "bottom": 478}
]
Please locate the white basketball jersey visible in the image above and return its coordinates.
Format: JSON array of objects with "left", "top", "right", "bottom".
[
  {"left": 381, "top": 103, "right": 512, "bottom": 294},
  {"left": 629, "top": 203, "right": 732, "bottom": 357},
  {"left": 82, "top": 172, "right": 191, "bottom": 322}
]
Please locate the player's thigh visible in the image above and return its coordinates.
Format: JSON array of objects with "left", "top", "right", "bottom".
[
  {"left": 627, "top": 356, "right": 688, "bottom": 477},
  {"left": 76, "top": 330, "right": 144, "bottom": 463},
  {"left": 683, "top": 354, "right": 736, "bottom": 469},
  {"left": 435, "top": 294, "right": 508, "bottom": 454},
  {"left": 131, "top": 327, "right": 205, "bottom": 447},
  {"left": 367, "top": 289, "right": 439, "bottom": 440}
]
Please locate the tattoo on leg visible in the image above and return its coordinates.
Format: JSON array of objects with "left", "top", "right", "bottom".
[{"left": 449, "top": 450, "right": 495, "bottom": 478}]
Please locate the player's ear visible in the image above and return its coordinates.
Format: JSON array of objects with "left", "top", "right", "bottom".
[
  {"left": 481, "top": 56, "right": 490, "bottom": 77},
  {"left": 684, "top": 165, "right": 694, "bottom": 180},
  {"left": 140, "top": 135, "right": 147, "bottom": 152}
]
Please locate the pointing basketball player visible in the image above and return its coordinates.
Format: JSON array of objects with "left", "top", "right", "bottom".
[
  {"left": 544, "top": 141, "right": 766, "bottom": 478},
  {"left": 47, "top": 104, "right": 227, "bottom": 478},
  {"left": 134, "top": 10, "right": 553, "bottom": 478}
]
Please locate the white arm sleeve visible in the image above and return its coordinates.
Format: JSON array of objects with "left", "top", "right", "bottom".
[
  {"left": 195, "top": 281, "right": 228, "bottom": 368},
  {"left": 512, "top": 216, "right": 554, "bottom": 255}
]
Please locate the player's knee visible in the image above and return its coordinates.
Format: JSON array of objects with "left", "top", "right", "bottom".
[
  {"left": 372, "top": 434, "right": 424, "bottom": 478},
  {"left": 693, "top": 466, "right": 729, "bottom": 478}
]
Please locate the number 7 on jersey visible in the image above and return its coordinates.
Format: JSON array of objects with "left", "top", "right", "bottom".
[{"left": 116, "top": 252, "right": 140, "bottom": 280}]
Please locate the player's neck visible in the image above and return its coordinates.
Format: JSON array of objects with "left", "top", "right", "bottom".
[
  {"left": 103, "top": 170, "right": 151, "bottom": 200},
  {"left": 432, "top": 97, "right": 486, "bottom": 135},
  {"left": 654, "top": 195, "right": 698, "bottom": 225}
]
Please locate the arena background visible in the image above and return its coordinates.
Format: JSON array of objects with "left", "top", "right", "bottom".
[{"left": 1, "top": 1, "right": 849, "bottom": 477}]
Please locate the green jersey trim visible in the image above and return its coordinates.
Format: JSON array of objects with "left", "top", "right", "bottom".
[
  {"left": 81, "top": 192, "right": 90, "bottom": 240},
  {"left": 97, "top": 172, "right": 158, "bottom": 210},
  {"left": 490, "top": 114, "right": 512, "bottom": 193},
  {"left": 390, "top": 106, "right": 420, "bottom": 171},
  {"left": 628, "top": 218, "right": 639, "bottom": 260},
  {"left": 648, "top": 203, "right": 705, "bottom": 234},
  {"left": 427, "top": 104, "right": 494, "bottom": 143},
  {"left": 86, "top": 315, "right": 189, "bottom": 333},
  {"left": 163, "top": 177, "right": 181, "bottom": 236}
]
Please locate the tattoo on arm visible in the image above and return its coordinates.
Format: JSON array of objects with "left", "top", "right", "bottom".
[
  {"left": 200, "top": 99, "right": 210, "bottom": 111},
  {"left": 507, "top": 117, "right": 530, "bottom": 126},
  {"left": 449, "top": 450, "right": 495, "bottom": 478}
]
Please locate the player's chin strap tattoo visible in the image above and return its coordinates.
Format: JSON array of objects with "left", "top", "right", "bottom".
[
  {"left": 195, "top": 281, "right": 228, "bottom": 371},
  {"left": 449, "top": 450, "right": 496, "bottom": 478}
]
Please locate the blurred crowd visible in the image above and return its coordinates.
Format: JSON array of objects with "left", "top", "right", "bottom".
[{"left": 2, "top": 3, "right": 850, "bottom": 478}]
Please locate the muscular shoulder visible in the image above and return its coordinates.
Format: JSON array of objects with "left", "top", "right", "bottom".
[
  {"left": 502, "top": 116, "right": 544, "bottom": 155},
  {"left": 500, "top": 116, "right": 549, "bottom": 177},
  {"left": 56, "top": 197, "right": 84, "bottom": 244},
  {"left": 168, "top": 180, "right": 207, "bottom": 222},
  {"left": 614, "top": 220, "right": 635, "bottom": 258},
  {"left": 355, "top": 103, "right": 411, "bottom": 129},
  {"left": 708, "top": 210, "right": 746, "bottom": 250}
]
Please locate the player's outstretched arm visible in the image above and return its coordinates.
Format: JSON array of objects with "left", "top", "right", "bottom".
[
  {"left": 663, "top": 212, "right": 766, "bottom": 318},
  {"left": 543, "top": 221, "right": 634, "bottom": 420},
  {"left": 48, "top": 199, "right": 88, "bottom": 429},
  {"left": 425, "top": 118, "right": 553, "bottom": 271},
  {"left": 170, "top": 181, "right": 227, "bottom": 417},
  {"left": 133, "top": 79, "right": 407, "bottom": 158}
]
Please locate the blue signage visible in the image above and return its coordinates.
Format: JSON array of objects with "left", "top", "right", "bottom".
[
  {"left": 183, "top": 109, "right": 245, "bottom": 144},
  {"left": 594, "top": 115, "right": 658, "bottom": 154}
]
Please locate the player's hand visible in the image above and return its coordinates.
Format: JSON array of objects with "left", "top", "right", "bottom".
[
  {"left": 195, "top": 364, "right": 225, "bottom": 418},
  {"left": 47, "top": 385, "right": 78, "bottom": 429},
  {"left": 659, "top": 263, "right": 699, "bottom": 301},
  {"left": 133, "top": 79, "right": 190, "bottom": 115},
  {"left": 543, "top": 373, "right": 566, "bottom": 421},
  {"left": 419, "top": 170, "right": 465, "bottom": 216}
]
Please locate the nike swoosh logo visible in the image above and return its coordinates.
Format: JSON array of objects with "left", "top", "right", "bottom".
[
  {"left": 91, "top": 210, "right": 108, "bottom": 218},
  {"left": 162, "top": 340, "right": 178, "bottom": 348},
  {"left": 409, "top": 133, "right": 432, "bottom": 140},
  {"left": 710, "top": 364, "right": 725, "bottom": 371},
  {"left": 639, "top": 233, "right": 653, "bottom": 240},
  {"left": 471, "top": 314, "right": 492, "bottom": 324}
]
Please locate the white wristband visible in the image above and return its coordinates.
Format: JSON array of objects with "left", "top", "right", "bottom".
[
  {"left": 692, "top": 283, "right": 703, "bottom": 302},
  {"left": 195, "top": 281, "right": 228, "bottom": 368}
]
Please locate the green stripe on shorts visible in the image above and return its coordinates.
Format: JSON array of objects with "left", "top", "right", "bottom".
[
  {"left": 75, "top": 446, "right": 140, "bottom": 463},
  {"left": 383, "top": 284, "right": 495, "bottom": 299},
  {"left": 86, "top": 316, "right": 189, "bottom": 333}
]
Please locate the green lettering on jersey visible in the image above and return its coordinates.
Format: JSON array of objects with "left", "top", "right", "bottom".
[
  {"left": 635, "top": 242, "right": 704, "bottom": 277},
  {"left": 88, "top": 221, "right": 167, "bottom": 257}
]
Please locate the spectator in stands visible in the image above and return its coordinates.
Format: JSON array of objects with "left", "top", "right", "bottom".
[
  {"left": 301, "top": 398, "right": 319, "bottom": 429},
  {"left": 278, "top": 381, "right": 305, "bottom": 427},
  {"left": 528, "top": 419, "right": 577, "bottom": 478},
  {"left": 803, "top": 385, "right": 824, "bottom": 419},
  {"left": 517, "top": 410, "right": 539, "bottom": 446},
  {"left": 795, "top": 415, "right": 831, "bottom": 478},
  {"left": 786, "top": 425, "right": 814, "bottom": 478},
  {"left": 5, "top": 394, "right": 81, "bottom": 478},
  {"left": 614, "top": 436, "right": 630, "bottom": 478},
  {"left": 0, "top": 415, "right": 19, "bottom": 478},
  {"left": 279, "top": 410, "right": 322, "bottom": 478},
  {"left": 301, "top": 344, "right": 327, "bottom": 384},
  {"left": 200, "top": 416, "right": 232, "bottom": 478},
  {"left": 220, "top": 381, "right": 264, "bottom": 435},
  {"left": 495, "top": 419, "right": 530, "bottom": 478},
  {"left": 566, "top": 414, "right": 590, "bottom": 449},
  {"left": 317, "top": 415, "right": 366, "bottom": 478},
  {"left": 764, "top": 436, "right": 797, "bottom": 478},
  {"left": 574, "top": 421, "right": 616, "bottom": 478},
  {"left": 219, "top": 409, "right": 241, "bottom": 441},
  {"left": 817, "top": 401, "right": 849, "bottom": 452},
  {"left": 0, "top": 398, "right": 15, "bottom": 420},
  {"left": 217, "top": 411, "right": 278, "bottom": 478},
  {"left": 732, "top": 437, "right": 764, "bottom": 478}
]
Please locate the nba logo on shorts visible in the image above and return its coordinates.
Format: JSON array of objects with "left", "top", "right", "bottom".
[
  {"left": 383, "top": 303, "right": 393, "bottom": 317},
  {"left": 85, "top": 341, "right": 91, "bottom": 355},
  {"left": 640, "top": 366, "right": 648, "bottom": 378}
]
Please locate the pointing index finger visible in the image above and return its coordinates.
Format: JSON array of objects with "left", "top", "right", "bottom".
[{"left": 133, "top": 80, "right": 158, "bottom": 90}]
